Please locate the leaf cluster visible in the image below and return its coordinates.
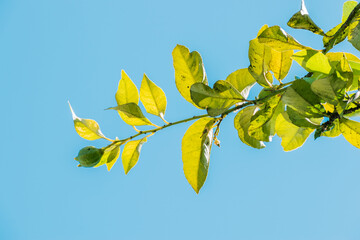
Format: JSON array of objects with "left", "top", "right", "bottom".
[{"left": 70, "top": 1, "right": 360, "bottom": 193}]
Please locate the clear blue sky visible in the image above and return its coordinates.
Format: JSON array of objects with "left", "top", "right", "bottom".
[{"left": 1, "top": 0, "right": 360, "bottom": 239}]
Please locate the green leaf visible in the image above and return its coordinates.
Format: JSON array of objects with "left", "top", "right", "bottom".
[
  {"left": 190, "top": 80, "right": 244, "bottom": 116},
  {"left": 286, "top": 107, "right": 322, "bottom": 129},
  {"left": 342, "top": 1, "right": 359, "bottom": 22},
  {"left": 287, "top": 0, "right": 325, "bottom": 35},
  {"left": 108, "top": 103, "right": 154, "bottom": 126},
  {"left": 311, "top": 74, "right": 346, "bottom": 106},
  {"left": 282, "top": 79, "right": 325, "bottom": 118},
  {"left": 140, "top": 74, "right": 167, "bottom": 118},
  {"left": 292, "top": 50, "right": 332, "bottom": 74},
  {"left": 348, "top": 14, "right": 360, "bottom": 51},
  {"left": 122, "top": 137, "right": 147, "bottom": 174},
  {"left": 340, "top": 118, "right": 360, "bottom": 148},
  {"left": 182, "top": 118, "right": 216, "bottom": 193},
  {"left": 275, "top": 112, "right": 314, "bottom": 151},
  {"left": 234, "top": 106, "right": 266, "bottom": 149},
  {"left": 258, "top": 25, "right": 311, "bottom": 51},
  {"left": 225, "top": 68, "right": 256, "bottom": 99},
  {"left": 172, "top": 44, "right": 208, "bottom": 107},
  {"left": 69, "top": 102, "right": 108, "bottom": 141},
  {"left": 268, "top": 48, "right": 293, "bottom": 81},
  {"left": 248, "top": 94, "right": 284, "bottom": 142},
  {"left": 115, "top": 70, "right": 139, "bottom": 105}
]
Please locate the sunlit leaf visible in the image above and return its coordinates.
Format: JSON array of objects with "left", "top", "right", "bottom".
[
  {"left": 122, "top": 138, "right": 147, "bottom": 174},
  {"left": 258, "top": 25, "right": 311, "bottom": 51},
  {"left": 287, "top": 0, "right": 325, "bottom": 35},
  {"left": 108, "top": 103, "right": 154, "bottom": 126},
  {"left": 225, "top": 68, "right": 256, "bottom": 99},
  {"left": 172, "top": 44, "right": 207, "bottom": 107},
  {"left": 340, "top": 118, "right": 360, "bottom": 148},
  {"left": 282, "top": 79, "right": 325, "bottom": 118},
  {"left": 69, "top": 102, "right": 108, "bottom": 141},
  {"left": 140, "top": 74, "right": 167, "bottom": 118},
  {"left": 342, "top": 1, "right": 359, "bottom": 22},
  {"left": 323, "top": 1, "right": 358, "bottom": 49},
  {"left": 323, "top": 24, "right": 350, "bottom": 48},
  {"left": 348, "top": 14, "right": 360, "bottom": 51},
  {"left": 94, "top": 143, "right": 121, "bottom": 170},
  {"left": 248, "top": 94, "right": 284, "bottom": 142},
  {"left": 106, "top": 146, "right": 121, "bottom": 171},
  {"left": 234, "top": 106, "right": 266, "bottom": 149},
  {"left": 322, "top": 119, "right": 341, "bottom": 138},
  {"left": 311, "top": 74, "right": 346, "bottom": 106},
  {"left": 182, "top": 118, "right": 216, "bottom": 193},
  {"left": 292, "top": 50, "right": 332, "bottom": 74},
  {"left": 190, "top": 80, "right": 244, "bottom": 116},
  {"left": 115, "top": 70, "right": 139, "bottom": 106},
  {"left": 268, "top": 48, "right": 293, "bottom": 81},
  {"left": 275, "top": 112, "right": 313, "bottom": 151}
]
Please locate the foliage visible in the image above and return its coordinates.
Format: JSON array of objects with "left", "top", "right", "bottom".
[{"left": 70, "top": 1, "right": 360, "bottom": 193}]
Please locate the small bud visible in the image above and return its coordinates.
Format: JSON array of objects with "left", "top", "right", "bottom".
[{"left": 75, "top": 146, "right": 104, "bottom": 167}]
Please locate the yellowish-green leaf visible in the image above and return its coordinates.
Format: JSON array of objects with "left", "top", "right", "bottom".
[
  {"left": 69, "top": 102, "right": 108, "bottom": 141},
  {"left": 248, "top": 94, "right": 284, "bottom": 142},
  {"left": 182, "top": 118, "right": 215, "bottom": 193},
  {"left": 292, "top": 50, "right": 332, "bottom": 74},
  {"left": 172, "top": 44, "right": 207, "bottom": 107},
  {"left": 234, "top": 106, "right": 266, "bottom": 149},
  {"left": 342, "top": 1, "right": 359, "bottom": 22},
  {"left": 348, "top": 14, "right": 360, "bottom": 51},
  {"left": 122, "top": 138, "right": 147, "bottom": 174},
  {"left": 275, "top": 112, "right": 313, "bottom": 151},
  {"left": 287, "top": 0, "right": 325, "bottom": 35},
  {"left": 287, "top": 107, "right": 322, "bottom": 129},
  {"left": 115, "top": 70, "right": 139, "bottom": 106},
  {"left": 311, "top": 74, "right": 346, "bottom": 106},
  {"left": 108, "top": 103, "right": 154, "bottom": 126},
  {"left": 268, "top": 48, "right": 293, "bottom": 81},
  {"left": 258, "top": 25, "right": 311, "bottom": 51},
  {"left": 248, "top": 27, "right": 274, "bottom": 87},
  {"left": 140, "top": 74, "right": 167, "bottom": 118},
  {"left": 340, "top": 118, "right": 360, "bottom": 148},
  {"left": 94, "top": 143, "right": 121, "bottom": 170},
  {"left": 282, "top": 79, "right": 325, "bottom": 118},
  {"left": 322, "top": 119, "right": 341, "bottom": 138},
  {"left": 190, "top": 80, "right": 244, "bottom": 116},
  {"left": 323, "top": 23, "right": 350, "bottom": 48},
  {"left": 225, "top": 68, "right": 256, "bottom": 99}
]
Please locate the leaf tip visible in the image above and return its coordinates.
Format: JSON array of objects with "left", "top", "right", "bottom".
[{"left": 68, "top": 101, "right": 78, "bottom": 120}]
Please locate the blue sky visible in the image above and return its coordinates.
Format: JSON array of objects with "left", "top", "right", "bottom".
[{"left": 1, "top": 0, "right": 360, "bottom": 239}]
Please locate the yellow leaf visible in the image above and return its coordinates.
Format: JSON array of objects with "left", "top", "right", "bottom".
[
  {"left": 69, "top": 102, "right": 108, "bottom": 141},
  {"left": 172, "top": 45, "right": 207, "bottom": 107},
  {"left": 292, "top": 50, "right": 332, "bottom": 74},
  {"left": 182, "top": 118, "right": 216, "bottom": 193},
  {"left": 140, "top": 74, "right": 167, "bottom": 117},
  {"left": 340, "top": 118, "right": 360, "bottom": 148},
  {"left": 122, "top": 138, "right": 147, "bottom": 174},
  {"left": 275, "top": 112, "right": 313, "bottom": 151},
  {"left": 115, "top": 70, "right": 139, "bottom": 105},
  {"left": 225, "top": 68, "right": 256, "bottom": 99}
]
